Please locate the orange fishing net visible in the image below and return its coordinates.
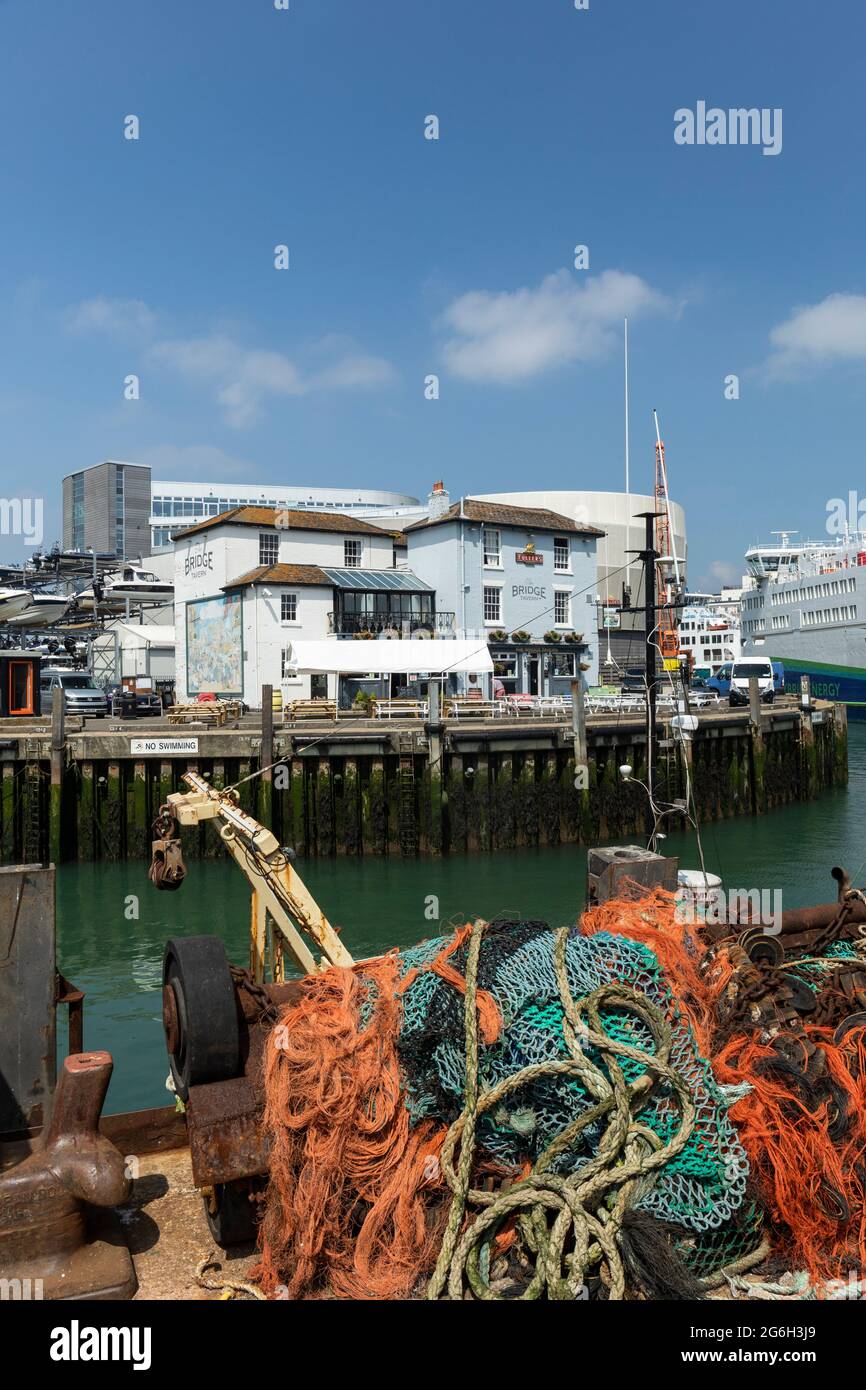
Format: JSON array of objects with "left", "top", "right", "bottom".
[
  {"left": 254, "top": 926, "right": 502, "bottom": 1301},
  {"left": 255, "top": 886, "right": 866, "bottom": 1297},
  {"left": 582, "top": 885, "right": 866, "bottom": 1288}
]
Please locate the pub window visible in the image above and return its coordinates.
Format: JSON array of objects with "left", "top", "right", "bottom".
[
  {"left": 482, "top": 527, "right": 501, "bottom": 567},
  {"left": 554, "top": 590, "right": 571, "bottom": 625},
  {"left": 259, "top": 532, "right": 280, "bottom": 566},
  {"left": 483, "top": 586, "right": 502, "bottom": 623},
  {"left": 344, "top": 538, "right": 363, "bottom": 568},
  {"left": 553, "top": 537, "right": 570, "bottom": 572},
  {"left": 281, "top": 593, "right": 298, "bottom": 622}
]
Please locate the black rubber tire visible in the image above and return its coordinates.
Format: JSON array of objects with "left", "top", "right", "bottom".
[
  {"left": 204, "top": 1180, "right": 261, "bottom": 1249},
  {"left": 163, "top": 936, "right": 241, "bottom": 1101}
]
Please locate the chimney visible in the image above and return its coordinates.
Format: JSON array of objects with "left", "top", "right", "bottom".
[{"left": 427, "top": 480, "right": 450, "bottom": 520}]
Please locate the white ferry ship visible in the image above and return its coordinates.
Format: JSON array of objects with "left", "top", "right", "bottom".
[
  {"left": 677, "top": 591, "right": 742, "bottom": 675},
  {"left": 741, "top": 531, "right": 866, "bottom": 714}
]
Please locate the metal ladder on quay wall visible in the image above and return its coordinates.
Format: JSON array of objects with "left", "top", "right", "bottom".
[
  {"left": 22, "top": 737, "right": 44, "bottom": 864},
  {"left": 397, "top": 734, "right": 418, "bottom": 856}
]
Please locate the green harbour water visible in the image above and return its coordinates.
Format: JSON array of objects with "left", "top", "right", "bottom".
[{"left": 57, "top": 724, "right": 866, "bottom": 1115}]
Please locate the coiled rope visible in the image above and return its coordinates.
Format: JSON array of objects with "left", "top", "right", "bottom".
[{"left": 426, "top": 918, "right": 696, "bottom": 1300}]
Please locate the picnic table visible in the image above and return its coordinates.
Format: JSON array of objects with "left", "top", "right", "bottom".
[
  {"left": 167, "top": 702, "right": 228, "bottom": 727},
  {"left": 286, "top": 698, "right": 339, "bottom": 722}
]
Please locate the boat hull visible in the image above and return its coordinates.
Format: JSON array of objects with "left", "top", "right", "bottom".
[
  {"left": 8, "top": 599, "right": 71, "bottom": 628},
  {"left": 106, "top": 585, "right": 173, "bottom": 606},
  {"left": 0, "top": 591, "right": 32, "bottom": 621},
  {"left": 764, "top": 653, "right": 866, "bottom": 719}
]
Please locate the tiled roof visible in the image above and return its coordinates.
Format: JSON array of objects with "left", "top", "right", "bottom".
[
  {"left": 404, "top": 499, "right": 604, "bottom": 536},
  {"left": 223, "top": 564, "right": 431, "bottom": 592},
  {"left": 174, "top": 506, "right": 394, "bottom": 540},
  {"left": 223, "top": 563, "right": 330, "bottom": 590}
]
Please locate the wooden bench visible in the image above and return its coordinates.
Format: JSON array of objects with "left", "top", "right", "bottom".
[
  {"left": 166, "top": 703, "right": 227, "bottom": 727},
  {"left": 286, "top": 698, "right": 339, "bottom": 722}
]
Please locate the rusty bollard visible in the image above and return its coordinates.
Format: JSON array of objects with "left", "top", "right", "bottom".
[{"left": 0, "top": 1052, "right": 136, "bottom": 1299}]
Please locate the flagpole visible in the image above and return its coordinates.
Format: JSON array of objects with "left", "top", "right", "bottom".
[{"left": 624, "top": 316, "right": 631, "bottom": 592}]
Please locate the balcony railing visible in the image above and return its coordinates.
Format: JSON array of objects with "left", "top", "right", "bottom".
[{"left": 328, "top": 611, "right": 456, "bottom": 636}]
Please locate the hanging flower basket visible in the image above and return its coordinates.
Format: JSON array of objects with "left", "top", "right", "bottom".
[
  {"left": 567, "top": 632, "right": 584, "bottom": 644},
  {"left": 353, "top": 630, "right": 375, "bottom": 640},
  {"left": 511, "top": 630, "right": 531, "bottom": 643},
  {"left": 543, "top": 630, "right": 562, "bottom": 643},
  {"left": 489, "top": 629, "right": 508, "bottom": 643}
]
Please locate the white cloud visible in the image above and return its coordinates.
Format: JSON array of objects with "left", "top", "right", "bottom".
[
  {"left": 765, "top": 293, "right": 866, "bottom": 378},
  {"left": 439, "top": 269, "right": 670, "bottom": 384},
  {"left": 706, "top": 559, "right": 742, "bottom": 586},
  {"left": 66, "top": 295, "right": 157, "bottom": 337},
  {"left": 135, "top": 443, "right": 256, "bottom": 481},
  {"left": 149, "top": 333, "right": 394, "bottom": 427},
  {"left": 65, "top": 299, "right": 396, "bottom": 426},
  {"left": 310, "top": 354, "right": 397, "bottom": 390}
]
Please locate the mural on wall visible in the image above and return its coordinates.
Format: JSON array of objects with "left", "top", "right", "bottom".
[{"left": 186, "top": 593, "right": 243, "bottom": 695}]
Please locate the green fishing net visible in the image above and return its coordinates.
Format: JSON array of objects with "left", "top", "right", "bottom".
[{"left": 380, "top": 921, "right": 752, "bottom": 1272}]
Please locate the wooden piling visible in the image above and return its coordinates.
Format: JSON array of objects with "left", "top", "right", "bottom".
[
  {"left": 1, "top": 763, "right": 15, "bottom": 864},
  {"left": 49, "top": 687, "right": 65, "bottom": 863}
]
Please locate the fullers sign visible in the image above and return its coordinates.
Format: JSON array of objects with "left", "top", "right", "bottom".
[{"left": 516, "top": 542, "right": 543, "bottom": 566}]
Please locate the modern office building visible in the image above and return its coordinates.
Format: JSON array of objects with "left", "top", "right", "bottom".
[
  {"left": 62, "top": 462, "right": 423, "bottom": 559},
  {"left": 61, "top": 461, "right": 151, "bottom": 560}
]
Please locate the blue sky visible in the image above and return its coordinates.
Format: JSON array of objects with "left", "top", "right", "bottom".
[{"left": 2, "top": 0, "right": 866, "bottom": 584}]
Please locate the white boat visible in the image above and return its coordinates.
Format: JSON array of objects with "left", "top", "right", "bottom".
[
  {"left": 0, "top": 587, "right": 32, "bottom": 622},
  {"left": 678, "top": 593, "right": 742, "bottom": 674},
  {"left": 741, "top": 530, "right": 866, "bottom": 716},
  {"left": 79, "top": 563, "right": 173, "bottom": 612},
  {"left": 7, "top": 594, "right": 72, "bottom": 627}
]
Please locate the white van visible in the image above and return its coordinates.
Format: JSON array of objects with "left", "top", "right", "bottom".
[
  {"left": 728, "top": 657, "right": 775, "bottom": 707},
  {"left": 40, "top": 668, "right": 108, "bottom": 718}
]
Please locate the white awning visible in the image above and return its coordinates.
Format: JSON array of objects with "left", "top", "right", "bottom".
[{"left": 285, "top": 638, "right": 492, "bottom": 675}]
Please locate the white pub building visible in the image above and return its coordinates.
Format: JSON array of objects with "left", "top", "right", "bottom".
[
  {"left": 171, "top": 495, "right": 602, "bottom": 706},
  {"left": 171, "top": 506, "right": 451, "bottom": 704}
]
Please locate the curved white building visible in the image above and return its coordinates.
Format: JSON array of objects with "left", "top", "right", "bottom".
[{"left": 150, "top": 480, "right": 423, "bottom": 550}]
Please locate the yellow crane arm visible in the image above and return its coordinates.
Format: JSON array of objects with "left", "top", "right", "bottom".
[{"left": 166, "top": 772, "right": 355, "bottom": 981}]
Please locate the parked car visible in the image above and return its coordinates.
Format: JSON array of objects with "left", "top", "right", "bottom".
[
  {"left": 620, "top": 667, "right": 648, "bottom": 695},
  {"left": 728, "top": 657, "right": 776, "bottom": 707},
  {"left": 706, "top": 663, "right": 733, "bottom": 698},
  {"left": 40, "top": 668, "right": 108, "bottom": 717}
]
